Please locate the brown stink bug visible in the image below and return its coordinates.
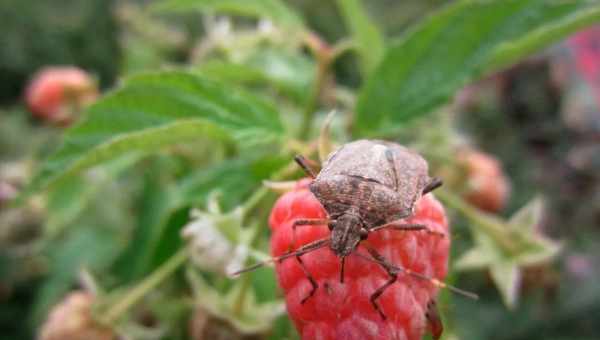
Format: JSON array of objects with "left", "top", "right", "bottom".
[
  {"left": 294, "top": 140, "right": 444, "bottom": 268},
  {"left": 232, "top": 139, "right": 477, "bottom": 318}
]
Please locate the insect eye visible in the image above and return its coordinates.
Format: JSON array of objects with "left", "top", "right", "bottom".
[{"left": 359, "top": 228, "right": 368, "bottom": 240}]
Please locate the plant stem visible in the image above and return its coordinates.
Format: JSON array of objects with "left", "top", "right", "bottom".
[
  {"left": 232, "top": 274, "right": 252, "bottom": 316},
  {"left": 241, "top": 186, "right": 269, "bottom": 220},
  {"left": 436, "top": 189, "right": 518, "bottom": 254},
  {"left": 299, "top": 32, "right": 334, "bottom": 140},
  {"left": 335, "top": 0, "right": 384, "bottom": 75},
  {"left": 330, "top": 38, "right": 356, "bottom": 60},
  {"left": 102, "top": 248, "right": 188, "bottom": 325},
  {"left": 229, "top": 153, "right": 316, "bottom": 314}
]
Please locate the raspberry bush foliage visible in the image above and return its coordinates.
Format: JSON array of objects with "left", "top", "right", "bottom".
[{"left": 4, "top": 0, "right": 600, "bottom": 339}]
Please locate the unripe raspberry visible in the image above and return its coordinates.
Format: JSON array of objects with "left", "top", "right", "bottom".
[
  {"left": 0, "top": 182, "right": 17, "bottom": 208},
  {"left": 458, "top": 149, "right": 511, "bottom": 213},
  {"left": 269, "top": 179, "right": 450, "bottom": 340},
  {"left": 38, "top": 291, "right": 115, "bottom": 340},
  {"left": 25, "top": 66, "right": 98, "bottom": 125}
]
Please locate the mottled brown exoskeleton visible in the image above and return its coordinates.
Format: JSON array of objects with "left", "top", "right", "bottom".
[
  {"left": 295, "top": 139, "right": 443, "bottom": 262},
  {"left": 232, "top": 140, "right": 476, "bottom": 323}
]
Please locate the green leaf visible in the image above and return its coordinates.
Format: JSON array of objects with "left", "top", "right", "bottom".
[
  {"left": 113, "top": 156, "right": 285, "bottom": 282},
  {"left": 244, "top": 49, "right": 315, "bottom": 103},
  {"left": 198, "top": 49, "right": 315, "bottom": 104},
  {"left": 174, "top": 156, "right": 284, "bottom": 210},
  {"left": 45, "top": 154, "right": 141, "bottom": 238},
  {"left": 336, "top": 0, "right": 384, "bottom": 75},
  {"left": 489, "top": 261, "right": 521, "bottom": 309},
  {"left": 154, "top": 0, "right": 304, "bottom": 30},
  {"left": 354, "top": 0, "right": 600, "bottom": 137},
  {"left": 454, "top": 236, "right": 496, "bottom": 270},
  {"left": 513, "top": 236, "right": 562, "bottom": 267},
  {"left": 508, "top": 196, "right": 544, "bottom": 232},
  {"left": 439, "top": 190, "right": 561, "bottom": 308},
  {"left": 113, "top": 159, "right": 175, "bottom": 282},
  {"left": 23, "top": 71, "right": 283, "bottom": 198},
  {"left": 31, "top": 226, "right": 120, "bottom": 325},
  {"left": 186, "top": 268, "right": 284, "bottom": 334},
  {"left": 268, "top": 314, "right": 299, "bottom": 340}
]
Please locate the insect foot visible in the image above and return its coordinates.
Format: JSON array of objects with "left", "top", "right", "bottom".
[{"left": 268, "top": 179, "right": 453, "bottom": 340}]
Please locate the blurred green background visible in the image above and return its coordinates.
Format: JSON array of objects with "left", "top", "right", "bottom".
[{"left": 1, "top": 1, "right": 599, "bottom": 340}]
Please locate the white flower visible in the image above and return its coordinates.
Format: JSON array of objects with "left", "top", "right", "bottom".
[{"left": 181, "top": 208, "right": 249, "bottom": 275}]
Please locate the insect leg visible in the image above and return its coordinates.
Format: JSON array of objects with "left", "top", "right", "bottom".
[
  {"left": 364, "top": 245, "right": 398, "bottom": 320},
  {"left": 294, "top": 155, "right": 318, "bottom": 179},
  {"left": 292, "top": 219, "right": 331, "bottom": 249},
  {"left": 370, "top": 221, "right": 445, "bottom": 238},
  {"left": 354, "top": 251, "right": 479, "bottom": 300},
  {"left": 390, "top": 223, "right": 445, "bottom": 237},
  {"left": 423, "top": 177, "right": 443, "bottom": 195},
  {"left": 296, "top": 254, "right": 318, "bottom": 304},
  {"left": 229, "top": 237, "right": 330, "bottom": 276},
  {"left": 425, "top": 299, "right": 443, "bottom": 340}
]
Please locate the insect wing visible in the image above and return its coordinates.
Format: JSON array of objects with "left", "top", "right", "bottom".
[{"left": 319, "top": 140, "right": 397, "bottom": 188}]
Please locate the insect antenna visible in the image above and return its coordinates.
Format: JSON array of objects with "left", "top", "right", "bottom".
[
  {"left": 229, "top": 237, "right": 330, "bottom": 277},
  {"left": 294, "top": 155, "right": 317, "bottom": 179},
  {"left": 423, "top": 177, "right": 443, "bottom": 195},
  {"left": 354, "top": 251, "right": 478, "bottom": 300}
]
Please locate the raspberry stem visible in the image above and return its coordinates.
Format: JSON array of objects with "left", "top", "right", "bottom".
[
  {"left": 299, "top": 32, "right": 331, "bottom": 139},
  {"left": 100, "top": 248, "right": 188, "bottom": 325},
  {"left": 436, "top": 189, "right": 519, "bottom": 254},
  {"left": 241, "top": 186, "right": 270, "bottom": 220},
  {"left": 232, "top": 274, "right": 252, "bottom": 316}
]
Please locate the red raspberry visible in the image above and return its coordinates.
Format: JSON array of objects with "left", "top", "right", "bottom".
[
  {"left": 25, "top": 66, "right": 98, "bottom": 125},
  {"left": 269, "top": 179, "right": 450, "bottom": 340},
  {"left": 458, "top": 149, "right": 511, "bottom": 213}
]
